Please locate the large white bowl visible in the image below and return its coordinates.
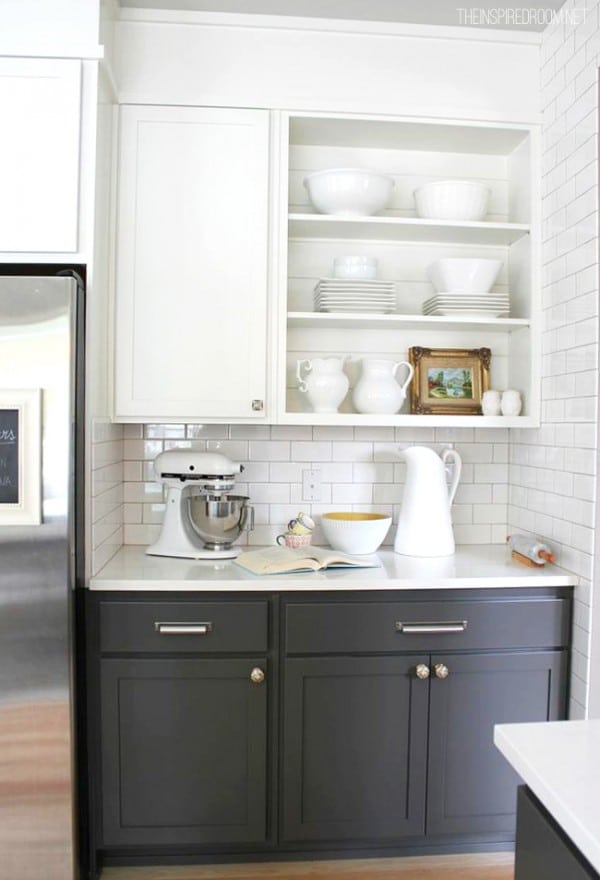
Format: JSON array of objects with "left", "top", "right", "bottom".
[
  {"left": 414, "top": 180, "right": 490, "bottom": 221},
  {"left": 320, "top": 512, "right": 392, "bottom": 555},
  {"left": 304, "top": 169, "right": 395, "bottom": 217},
  {"left": 427, "top": 258, "right": 503, "bottom": 293}
]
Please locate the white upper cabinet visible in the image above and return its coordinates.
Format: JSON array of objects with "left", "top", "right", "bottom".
[
  {"left": 113, "top": 105, "right": 270, "bottom": 421},
  {"left": 0, "top": 57, "right": 81, "bottom": 253},
  {"left": 276, "top": 112, "right": 540, "bottom": 427}
]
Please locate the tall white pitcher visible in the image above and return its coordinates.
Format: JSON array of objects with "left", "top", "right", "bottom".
[{"left": 394, "top": 446, "right": 462, "bottom": 557}]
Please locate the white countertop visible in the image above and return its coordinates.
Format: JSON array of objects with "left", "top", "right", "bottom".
[
  {"left": 494, "top": 720, "right": 600, "bottom": 874},
  {"left": 89, "top": 544, "right": 577, "bottom": 591}
]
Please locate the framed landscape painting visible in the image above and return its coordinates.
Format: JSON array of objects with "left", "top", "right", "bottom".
[{"left": 408, "top": 347, "right": 491, "bottom": 415}]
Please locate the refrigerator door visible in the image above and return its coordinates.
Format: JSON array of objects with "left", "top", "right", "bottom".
[{"left": 0, "top": 276, "right": 80, "bottom": 880}]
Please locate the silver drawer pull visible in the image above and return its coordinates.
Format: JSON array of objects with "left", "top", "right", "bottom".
[
  {"left": 155, "top": 622, "right": 213, "bottom": 635},
  {"left": 395, "top": 620, "right": 468, "bottom": 634}
]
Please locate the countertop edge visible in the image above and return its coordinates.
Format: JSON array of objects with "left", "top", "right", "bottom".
[
  {"left": 494, "top": 721, "right": 600, "bottom": 875},
  {"left": 88, "top": 544, "right": 578, "bottom": 591}
]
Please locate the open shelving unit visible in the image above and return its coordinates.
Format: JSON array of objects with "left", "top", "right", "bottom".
[{"left": 275, "top": 111, "right": 541, "bottom": 427}]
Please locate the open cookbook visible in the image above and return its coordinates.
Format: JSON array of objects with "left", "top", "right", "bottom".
[{"left": 233, "top": 545, "right": 381, "bottom": 575}]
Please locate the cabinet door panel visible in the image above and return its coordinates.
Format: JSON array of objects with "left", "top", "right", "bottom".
[
  {"left": 0, "top": 58, "right": 80, "bottom": 253},
  {"left": 426, "top": 650, "right": 568, "bottom": 836},
  {"left": 114, "top": 105, "right": 269, "bottom": 420},
  {"left": 282, "top": 655, "right": 428, "bottom": 842},
  {"left": 101, "top": 657, "right": 267, "bottom": 845}
]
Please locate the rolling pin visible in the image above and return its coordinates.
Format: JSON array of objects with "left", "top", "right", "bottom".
[{"left": 507, "top": 534, "right": 556, "bottom": 566}]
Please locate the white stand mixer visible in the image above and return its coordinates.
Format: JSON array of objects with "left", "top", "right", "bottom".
[{"left": 146, "top": 450, "right": 254, "bottom": 560}]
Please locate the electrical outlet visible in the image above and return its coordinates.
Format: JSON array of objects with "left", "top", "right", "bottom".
[{"left": 302, "top": 469, "right": 321, "bottom": 501}]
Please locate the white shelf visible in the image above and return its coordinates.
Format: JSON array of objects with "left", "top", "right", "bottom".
[
  {"left": 288, "top": 213, "right": 530, "bottom": 246},
  {"left": 279, "top": 412, "right": 538, "bottom": 428},
  {"left": 287, "top": 311, "right": 530, "bottom": 332}
]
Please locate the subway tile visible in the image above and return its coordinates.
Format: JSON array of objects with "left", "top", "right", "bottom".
[
  {"left": 291, "top": 441, "right": 332, "bottom": 462},
  {"left": 332, "top": 483, "right": 373, "bottom": 504},
  {"left": 144, "top": 423, "right": 186, "bottom": 439},
  {"left": 249, "top": 440, "right": 291, "bottom": 461},
  {"left": 270, "top": 425, "right": 312, "bottom": 440},
  {"left": 313, "top": 426, "right": 354, "bottom": 441},
  {"left": 332, "top": 441, "right": 372, "bottom": 461},
  {"left": 186, "top": 424, "right": 229, "bottom": 439}
]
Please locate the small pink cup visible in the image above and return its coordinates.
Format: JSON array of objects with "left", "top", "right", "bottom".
[{"left": 276, "top": 533, "right": 312, "bottom": 549}]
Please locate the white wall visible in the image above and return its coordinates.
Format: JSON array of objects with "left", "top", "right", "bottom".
[{"left": 509, "top": 0, "right": 599, "bottom": 719}]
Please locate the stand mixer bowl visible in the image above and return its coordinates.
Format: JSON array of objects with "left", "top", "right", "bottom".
[{"left": 187, "top": 494, "right": 252, "bottom": 551}]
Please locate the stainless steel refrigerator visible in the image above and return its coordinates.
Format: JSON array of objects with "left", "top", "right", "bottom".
[{"left": 0, "top": 273, "right": 84, "bottom": 880}]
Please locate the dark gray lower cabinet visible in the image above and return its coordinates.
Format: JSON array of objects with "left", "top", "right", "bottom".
[
  {"left": 90, "top": 588, "right": 571, "bottom": 863},
  {"left": 514, "top": 786, "right": 598, "bottom": 879},
  {"left": 282, "top": 655, "right": 428, "bottom": 841},
  {"left": 100, "top": 657, "right": 267, "bottom": 846},
  {"left": 426, "top": 651, "right": 568, "bottom": 836}
]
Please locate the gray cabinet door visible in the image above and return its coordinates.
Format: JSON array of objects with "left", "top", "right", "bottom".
[
  {"left": 100, "top": 657, "right": 268, "bottom": 846},
  {"left": 281, "top": 655, "right": 429, "bottom": 842},
  {"left": 426, "top": 650, "right": 568, "bottom": 836}
]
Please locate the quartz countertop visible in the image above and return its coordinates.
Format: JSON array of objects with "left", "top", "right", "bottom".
[
  {"left": 494, "top": 720, "right": 600, "bottom": 874},
  {"left": 88, "top": 544, "right": 577, "bottom": 591}
]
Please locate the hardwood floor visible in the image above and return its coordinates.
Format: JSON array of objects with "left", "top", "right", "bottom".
[{"left": 101, "top": 853, "right": 514, "bottom": 880}]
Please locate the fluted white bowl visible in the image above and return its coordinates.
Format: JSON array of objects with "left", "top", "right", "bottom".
[
  {"left": 428, "top": 258, "right": 503, "bottom": 293},
  {"left": 304, "top": 169, "right": 395, "bottom": 217},
  {"left": 320, "top": 512, "right": 392, "bottom": 555},
  {"left": 414, "top": 180, "right": 490, "bottom": 221}
]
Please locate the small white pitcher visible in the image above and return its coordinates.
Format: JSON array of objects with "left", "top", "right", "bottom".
[
  {"left": 296, "top": 356, "right": 350, "bottom": 413},
  {"left": 352, "top": 358, "right": 414, "bottom": 414}
]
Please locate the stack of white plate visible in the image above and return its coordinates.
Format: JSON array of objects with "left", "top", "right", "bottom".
[
  {"left": 422, "top": 292, "right": 510, "bottom": 318},
  {"left": 314, "top": 279, "right": 396, "bottom": 313}
]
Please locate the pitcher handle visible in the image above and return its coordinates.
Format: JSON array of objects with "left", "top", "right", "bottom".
[
  {"left": 296, "top": 359, "right": 311, "bottom": 393},
  {"left": 393, "top": 361, "right": 415, "bottom": 394},
  {"left": 441, "top": 448, "right": 462, "bottom": 507}
]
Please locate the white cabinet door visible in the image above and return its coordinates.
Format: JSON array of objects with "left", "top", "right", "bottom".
[
  {"left": 0, "top": 58, "right": 81, "bottom": 253},
  {"left": 114, "top": 105, "right": 270, "bottom": 421}
]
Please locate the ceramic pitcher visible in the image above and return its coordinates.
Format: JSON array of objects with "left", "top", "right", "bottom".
[
  {"left": 296, "top": 356, "right": 350, "bottom": 413},
  {"left": 352, "top": 358, "right": 414, "bottom": 414},
  {"left": 394, "top": 445, "right": 462, "bottom": 557}
]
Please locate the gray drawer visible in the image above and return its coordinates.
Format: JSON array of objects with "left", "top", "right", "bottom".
[
  {"left": 285, "top": 598, "right": 570, "bottom": 654},
  {"left": 100, "top": 600, "right": 268, "bottom": 653}
]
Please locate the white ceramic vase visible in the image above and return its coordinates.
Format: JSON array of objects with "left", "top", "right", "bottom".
[
  {"left": 296, "top": 356, "right": 350, "bottom": 413},
  {"left": 352, "top": 358, "right": 414, "bottom": 414},
  {"left": 501, "top": 389, "right": 522, "bottom": 416}
]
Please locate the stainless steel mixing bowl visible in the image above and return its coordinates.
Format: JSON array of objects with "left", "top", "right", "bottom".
[{"left": 187, "top": 494, "right": 253, "bottom": 550}]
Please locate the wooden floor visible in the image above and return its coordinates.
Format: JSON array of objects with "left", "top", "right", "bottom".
[{"left": 101, "top": 853, "right": 514, "bottom": 880}]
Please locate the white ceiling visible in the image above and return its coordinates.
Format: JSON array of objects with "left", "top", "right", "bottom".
[{"left": 119, "top": 0, "right": 568, "bottom": 32}]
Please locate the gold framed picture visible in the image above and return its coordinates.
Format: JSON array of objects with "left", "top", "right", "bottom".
[{"left": 408, "top": 347, "right": 491, "bottom": 415}]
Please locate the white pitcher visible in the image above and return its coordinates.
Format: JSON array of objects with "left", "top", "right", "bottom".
[
  {"left": 394, "top": 445, "right": 462, "bottom": 557},
  {"left": 352, "top": 358, "right": 414, "bottom": 414},
  {"left": 296, "top": 356, "right": 350, "bottom": 413}
]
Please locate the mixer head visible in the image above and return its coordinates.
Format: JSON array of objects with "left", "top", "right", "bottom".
[{"left": 153, "top": 449, "right": 244, "bottom": 496}]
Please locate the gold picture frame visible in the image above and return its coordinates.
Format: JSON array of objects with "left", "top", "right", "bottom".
[{"left": 408, "top": 347, "right": 491, "bottom": 415}]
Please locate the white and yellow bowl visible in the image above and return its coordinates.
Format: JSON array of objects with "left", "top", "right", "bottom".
[{"left": 320, "top": 512, "right": 392, "bottom": 555}]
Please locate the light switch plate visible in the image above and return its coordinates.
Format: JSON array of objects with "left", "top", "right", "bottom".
[{"left": 302, "top": 469, "right": 321, "bottom": 501}]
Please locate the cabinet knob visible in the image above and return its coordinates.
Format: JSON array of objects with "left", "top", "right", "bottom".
[
  {"left": 250, "top": 667, "right": 265, "bottom": 684},
  {"left": 251, "top": 399, "right": 264, "bottom": 411},
  {"left": 415, "top": 663, "right": 430, "bottom": 680},
  {"left": 434, "top": 663, "right": 449, "bottom": 679}
]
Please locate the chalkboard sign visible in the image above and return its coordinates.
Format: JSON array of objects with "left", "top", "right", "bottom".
[{"left": 0, "top": 409, "right": 19, "bottom": 504}]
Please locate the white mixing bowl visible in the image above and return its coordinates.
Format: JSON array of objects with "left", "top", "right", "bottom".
[
  {"left": 414, "top": 180, "right": 490, "bottom": 221},
  {"left": 304, "top": 169, "right": 395, "bottom": 217},
  {"left": 320, "top": 512, "right": 392, "bottom": 555},
  {"left": 427, "top": 258, "right": 503, "bottom": 293}
]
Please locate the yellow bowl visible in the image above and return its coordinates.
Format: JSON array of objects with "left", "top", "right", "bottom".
[{"left": 320, "top": 512, "right": 392, "bottom": 555}]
